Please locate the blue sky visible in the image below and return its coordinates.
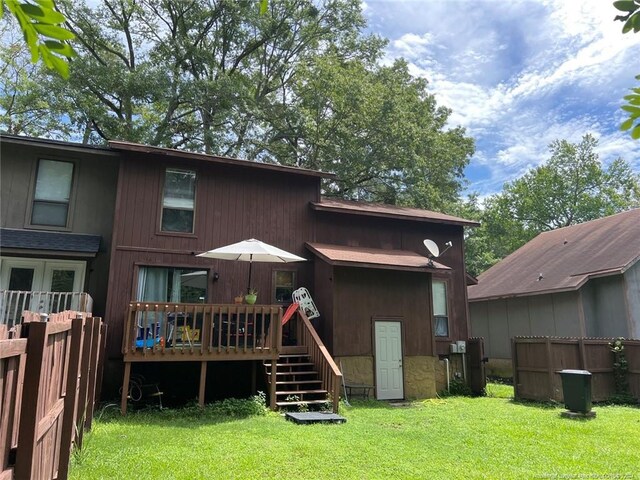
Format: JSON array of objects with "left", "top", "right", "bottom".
[{"left": 361, "top": 0, "right": 640, "bottom": 198}]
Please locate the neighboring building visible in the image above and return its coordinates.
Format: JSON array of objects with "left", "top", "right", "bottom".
[
  {"left": 1, "top": 135, "right": 479, "bottom": 402},
  {"left": 0, "top": 136, "right": 119, "bottom": 322},
  {"left": 469, "top": 209, "right": 640, "bottom": 377}
]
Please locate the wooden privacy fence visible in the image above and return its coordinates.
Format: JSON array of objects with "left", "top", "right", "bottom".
[
  {"left": 0, "top": 311, "right": 106, "bottom": 480},
  {"left": 512, "top": 337, "right": 640, "bottom": 403}
]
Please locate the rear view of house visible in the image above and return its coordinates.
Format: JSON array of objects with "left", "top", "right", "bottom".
[
  {"left": 1, "top": 135, "right": 481, "bottom": 407},
  {"left": 469, "top": 209, "right": 640, "bottom": 376}
]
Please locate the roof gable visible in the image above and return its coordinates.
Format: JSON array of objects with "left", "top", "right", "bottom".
[{"left": 468, "top": 209, "right": 640, "bottom": 301}]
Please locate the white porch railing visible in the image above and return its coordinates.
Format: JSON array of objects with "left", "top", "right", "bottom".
[{"left": 0, "top": 290, "right": 93, "bottom": 327}]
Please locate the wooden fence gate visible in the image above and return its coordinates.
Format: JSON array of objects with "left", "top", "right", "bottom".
[
  {"left": 0, "top": 312, "right": 105, "bottom": 480},
  {"left": 467, "top": 337, "right": 486, "bottom": 395}
]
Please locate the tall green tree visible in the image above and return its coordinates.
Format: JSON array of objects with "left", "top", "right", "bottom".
[
  {"left": 2, "top": 0, "right": 473, "bottom": 209},
  {"left": 463, "top": 134, "right": 640, "bottom": 276},
  {"left": 49, "top": 0, "right": 377, "bottom": 150},
  {"left": 262, "top": 54, "right": 474, "bottom": 209}
]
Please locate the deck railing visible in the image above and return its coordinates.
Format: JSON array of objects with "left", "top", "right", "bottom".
[
  {"left": 295, "top": 309, "right": 343, "bottom": 413},
  {"left": 122, "top": 302, "right": 283, "bottom": 360},
  {"left": 0, "top": 290, "right": 93, "bottom": 328}
]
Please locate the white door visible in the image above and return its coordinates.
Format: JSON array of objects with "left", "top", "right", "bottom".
[
  {"left": 375, "top": 321, "right": 404, "bottom": 400},
  {"left": 0, "top": 257, "right": 85, "bottom": 292},
  {"left": 0, "top": 258, "right": 86, "bottom": 322}
]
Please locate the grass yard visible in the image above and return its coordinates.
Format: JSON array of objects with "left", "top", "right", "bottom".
[{"left": 70, "top": 384, "right": 640, "bottom": 480}]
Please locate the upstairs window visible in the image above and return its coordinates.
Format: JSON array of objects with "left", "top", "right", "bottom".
[
  {"left": 432, "top": 280, "right": 449, "bottom": 337},
  {"left": 31, "top": 159, "right": 74, "bottom": 227},
  {"left": 161, "top": 168, "right": 196, "bottom": 233}
]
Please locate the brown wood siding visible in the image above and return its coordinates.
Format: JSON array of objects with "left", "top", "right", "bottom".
[
  {"left": 331, "top": 266, "right": 433, "bottom": 357},
  {"left": 312, "top": 258, "right": 335, "bottom": 351},
  {"left": 0, "top": 142, "right": 118, "bottom": 318},
  {"left": 104, "top": 153, "right": 319, "bottom": 357},
  {"left": 315, "top": 212, "right": 468, "bottom": 355}
]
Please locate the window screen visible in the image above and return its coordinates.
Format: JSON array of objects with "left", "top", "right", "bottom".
[
  {"left": 161, "top": 169, "right": 196, "bottom": 232},
  {"left": 31, "top": 160, "right": 74, "bottom": 227}
]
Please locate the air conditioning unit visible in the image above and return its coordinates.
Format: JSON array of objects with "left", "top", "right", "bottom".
[{"left": 450, "top": 343, "right": 458, "bottom": 354}]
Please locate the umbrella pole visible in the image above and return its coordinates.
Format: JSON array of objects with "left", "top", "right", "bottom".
[{"left": 247, "top": 256, "right": 253, "bottom": 293}]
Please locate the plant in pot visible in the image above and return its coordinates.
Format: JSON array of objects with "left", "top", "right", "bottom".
[
  {"left": 245, "top": 288, "right": 258, "bottom": 305},
  {"left": 234, "top": 293, "right": 244, "bottom": 304}
]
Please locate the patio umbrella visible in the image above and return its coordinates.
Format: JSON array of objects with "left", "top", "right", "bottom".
[{"left": 196, "top": 238, "right": 306, "bottom": 293}]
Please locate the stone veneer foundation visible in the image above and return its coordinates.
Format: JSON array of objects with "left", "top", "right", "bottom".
[{"left": 336, "top": 355, "right": 444, "bottom": 399}]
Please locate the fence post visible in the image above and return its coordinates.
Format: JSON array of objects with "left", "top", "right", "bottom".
[
  {"left": 14, "top": 321, "right": 48, "bottom": 480},
  {"left": 93, "top": 323, "right": 108, "bottom": 413},
  {"left": 74, "top": 318, "right": 95, "bottom": 450},
  {"left": 57, "top": 317, "right": 85, "bottom": 480},
  {"left": 84, "top": 318, "right": 102, "bottom": 431},
  {"left": 578, "top": 338, "right": 587, "bottom": 370},
  {"left": 545, "top": 337, "right": 554, "bottom": 401},
  {"left": 511, "top": 337, "right": 519, "bottom": 400}
]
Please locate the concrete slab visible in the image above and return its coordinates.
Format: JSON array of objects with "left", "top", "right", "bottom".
[{"left": 285, "top": 412, "right": 347, "bottom": 424}]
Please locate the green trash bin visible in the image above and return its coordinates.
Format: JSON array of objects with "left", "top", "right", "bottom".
[{"left": 557, "top": 369, "right": 592, "bottom": 413}]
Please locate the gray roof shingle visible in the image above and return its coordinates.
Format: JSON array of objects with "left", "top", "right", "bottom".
[
  {"left": 468, "top": 209, "right": 640, "bottom": 301},
  {"left": 0, "top": 228, "right": 101, "bottom": 254}
]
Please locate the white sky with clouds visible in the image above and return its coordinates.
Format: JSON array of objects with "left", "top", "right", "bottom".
[{"left": 361, "top": 0, "right": 640, "bottom": 197}]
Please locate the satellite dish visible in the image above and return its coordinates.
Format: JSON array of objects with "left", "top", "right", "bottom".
[{"left": 423, "top": 239, "right": 440, "bottom": 258}]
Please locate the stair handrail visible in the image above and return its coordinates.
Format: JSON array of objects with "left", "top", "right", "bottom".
[{"left": 295, "top": 308, "right": 342, "bottom": 413}]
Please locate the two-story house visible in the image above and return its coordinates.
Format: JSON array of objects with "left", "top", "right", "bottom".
[{"left": 1, "top": 135, "right": 478, "bottom": 409}]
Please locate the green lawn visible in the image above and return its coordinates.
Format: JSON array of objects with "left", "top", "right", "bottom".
[{"left": 70, "top": 385, "right": 640, "bottom": 480}]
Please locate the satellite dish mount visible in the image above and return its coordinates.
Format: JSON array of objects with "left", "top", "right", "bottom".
[{"left": 423, "top": 239, "right": 452, "bottom": 267}]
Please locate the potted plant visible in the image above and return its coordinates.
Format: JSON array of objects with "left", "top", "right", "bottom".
[
  {"left": 245, "top": 288, "right": 258, "bottom": 305},
  {"left": 234, "top": 293, "right": 244, "bottom": 304}
]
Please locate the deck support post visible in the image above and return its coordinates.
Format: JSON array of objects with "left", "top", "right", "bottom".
[
  {"left": 251, "top": 361, "right": 257, "bottom": 393},
  {"left": 121, "top": 361, "right": 131, "bottom": 415},
  {"left": 269, "top": 358, "right": 277, "bottom": 410},
  {"left": 199, "top": 361, "right": 207, "bottom": 407}
]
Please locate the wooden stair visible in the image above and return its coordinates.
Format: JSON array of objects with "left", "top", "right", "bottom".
[{"left": 265, "top": 352, "right": 330, "bottom": 410}]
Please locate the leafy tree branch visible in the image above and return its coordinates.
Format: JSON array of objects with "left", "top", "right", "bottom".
[
  {"left": 614, "top": 0, "right": 640, "bottom": 139},
  {"left": 1, "top": 0, "right": 76, "bottom": 78}
]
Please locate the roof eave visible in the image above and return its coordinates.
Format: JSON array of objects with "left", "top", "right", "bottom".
[
  {"left": 310, "top": 202, "right": 480, "bottom": 227},
  {"left": 305, "top": 243, "right": 450, "bottom": 273},
  {"left": 468, "top": 268, "right": 628, "bottom": 302},
  {"left": 109, "top": 140, "right": 335, "bottom": 179},
  {"left": 2, "top": 134, "right": 117, "bottom": 156}
]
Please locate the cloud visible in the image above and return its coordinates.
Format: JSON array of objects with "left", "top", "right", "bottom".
[{"left": 364, "top": 0, "right": 640, "bottom": 196}]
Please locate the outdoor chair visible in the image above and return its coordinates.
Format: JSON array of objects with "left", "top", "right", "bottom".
[
  {"left": 340, "top": 360, "right": 374, "bottom": 404},
  {"left": 135, "top": 315, "right": 174, "bottom": 348}
]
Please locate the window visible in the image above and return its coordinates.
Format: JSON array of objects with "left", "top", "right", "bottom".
[
  {"left": 432, "top": 280, "right": 449, "bottom": 337},
  {"left": 273, "top": 270, "right": 296, "bottom": 303},
  {"left": 31, "top": 159, "right": 74, "bottom": 227},
  {"left": 161, "top": 169, "right": 196, "bottom": 233},
  {"left": 137, "top": 267, "right": 207, "bottom": 303}
]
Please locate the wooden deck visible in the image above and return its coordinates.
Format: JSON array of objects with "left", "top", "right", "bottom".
[
  {"left": 120, "top": 303, "right": 342, "bottom": 414},
  {"left": 122, "top": 303, "right": 283, "bottom": 362},
  {"left": 120, "top": 302, "right": 283, "bottom": 414}
]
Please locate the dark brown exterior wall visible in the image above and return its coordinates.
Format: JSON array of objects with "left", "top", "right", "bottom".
[
  {"left": 312, "top": 258, "right": 335, "bottom": 351},
  {"left": 328, "top": 266, "right": 433, "bottom": 357},
  {"left": 314, "top": 212, "right": 469, "bottom": 355},
  {"left": 0, "top": 141, "right": 119, "bottom": 317},
  {"left": 104, "top": 153, "right": 320, "bottom": 357}
]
